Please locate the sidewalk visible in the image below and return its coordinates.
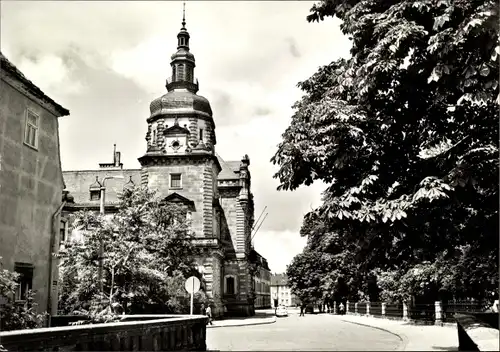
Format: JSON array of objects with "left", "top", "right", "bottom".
[
  {"left": 338, "top": 314, "right": 458, "bottom": 351},
  {"left": 207, "top": 311, "right": 276, "bottom": 329}
]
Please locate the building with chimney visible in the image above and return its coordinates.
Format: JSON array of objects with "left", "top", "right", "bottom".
[
  {"left": 61, "top": 9, "right": 266, "bottom": 317},
  {"left": 0, "top": 51, "right": 70, "bottom": 318}
]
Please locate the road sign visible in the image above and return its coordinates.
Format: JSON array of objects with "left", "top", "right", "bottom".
[
  {"left": 185, "top": 276, "right": 200, "bottom": 315},
  {"left": 185, "top": 276, "right": 200, "bottom": 294}
]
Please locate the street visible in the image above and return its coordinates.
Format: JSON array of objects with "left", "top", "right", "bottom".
[{"left": 207, "top": 310, "right": 403, "bottom": 351}]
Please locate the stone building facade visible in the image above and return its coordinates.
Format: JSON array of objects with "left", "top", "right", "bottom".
[
  {"left": 271, "top": 273, "right": 298, "bottom": 308},
  {"left": 0, "top": 52, "right": 70, "bottom": 317},
  {"left": 251, "top": 250, "right": 272, "bottom": 309},
  {"left": 62, "top": 15, "right": 267, "bottom": 317}
]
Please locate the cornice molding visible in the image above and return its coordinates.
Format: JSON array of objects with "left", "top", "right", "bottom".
[
  {"left": 138, "top": 152, "right": 222, "bottom": 173},
  {"left": 147, "top": 111, "right": 215, "bottom": 125}
]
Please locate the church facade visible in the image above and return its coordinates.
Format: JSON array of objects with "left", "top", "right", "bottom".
[{"left": 62, "top": 15, "right": 265, "bottom": 317}]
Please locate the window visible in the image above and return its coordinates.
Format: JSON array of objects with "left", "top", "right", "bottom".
[
  {"left": 151, "top": 123, "right": 157, "bottom": 144},
  {"left": 24, "top": 110, "right": 39, "bottom": 149},
  {"left": 90, "top": 190, "right": 100, "bottom": 201},
  {"left": 226, "top": 277, "right": 235, "bottom": 295},
  {"left": 14, "top": 263, "right": 34, "bottom": 301},
  {"left": 186, "top": 66, "right": 193, "bottom": 82},
  {"left": 170, "top": 174, "right": 182, "bottom": 189},
  {"left": 177, "top": 64, "right": 185, "bottom": 80},
  {"left": 199, "top": 128, "right": 204, "bottom": 141},
  {"left": 59, "top": 220, "right": 68, "bottom": 244}
]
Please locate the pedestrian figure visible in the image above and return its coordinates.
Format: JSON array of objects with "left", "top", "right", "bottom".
[
  {"left": 200, "top": 303, "right": 205, "bottom": 315},
  {"left": 299, "top": 302, "right": 305, "bottom": 317},
  {"left": 338, "top": 302, "right": 345, "bottom": 315},
  {"left": 206, "top": 305, "right": 213, "bottom": 325}
]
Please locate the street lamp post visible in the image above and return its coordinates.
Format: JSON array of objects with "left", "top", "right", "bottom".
[{"left": 98, "top": 175, "right": 124, "bottom": 294}]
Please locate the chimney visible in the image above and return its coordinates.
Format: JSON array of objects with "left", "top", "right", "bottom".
[{"left": 115, "top": 151, "right": 121, "bottom": 167}]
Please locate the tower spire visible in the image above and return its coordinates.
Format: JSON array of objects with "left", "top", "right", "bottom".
[
  {"left": 182, "top": 1, "right": 186, "bottom": 30},
  {"left": 166, "top": 1, "right": 198, "bottom": 93}
]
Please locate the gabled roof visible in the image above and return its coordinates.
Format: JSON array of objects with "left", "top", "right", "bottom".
[
  {"left": 0, "top": 52, "right": 69, "bottom": 117},
  {"left": 163, "top": 124, "right": 190, "bottom": 136},
  {"left": 271, "top": 273, "right": 288, "bottom": 286},
  {"left": 163, "top": 192, "right": 194, "bottom": 206},
  {"left": 216, "top": 154, "right": 240, "bottom": 180}
]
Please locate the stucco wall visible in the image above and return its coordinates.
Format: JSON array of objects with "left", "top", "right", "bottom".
[{"left": 0, "top": 78, "right": 65, "bottom": 314}]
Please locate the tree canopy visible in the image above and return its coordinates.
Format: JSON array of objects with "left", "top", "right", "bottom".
[
  {"left": 275, "top": 0, "right": 498, "bottom": 303},
  {"left": 58, "top": 187, "right": 208, "bottom": 319}
]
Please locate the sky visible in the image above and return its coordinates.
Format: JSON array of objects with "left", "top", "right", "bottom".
[{"left": 1, "top": 1, "right": 351, "bottom": 274}]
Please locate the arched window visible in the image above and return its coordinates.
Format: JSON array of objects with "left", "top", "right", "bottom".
[
  {"left": 177, "top": 64, "right": 185, "bottom": 80},
  {"left": 186, "top": 65, "right": 193, "bottom": 82},
  {"left": 227, "top": 277, "right": 235, "bottom": 294},
  {"left": 151, "top": 123, "right": 157, "bottom": 144},
  {"left": 225, "top": 275, "right": 237, "bottom": 295}
]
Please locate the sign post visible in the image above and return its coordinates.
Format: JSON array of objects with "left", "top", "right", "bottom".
[{"left": 184, "top": 276, "right": 200, "bottom": 315}]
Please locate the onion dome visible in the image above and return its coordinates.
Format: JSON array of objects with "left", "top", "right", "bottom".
[{"left": 149, "top": 90, "right": 212, "bottom": 118}]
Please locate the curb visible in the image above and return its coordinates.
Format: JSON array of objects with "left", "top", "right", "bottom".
[
  {"left": 207, "top": 316, "right": 276, "bottom": 329},
  {"left": 340, "top": 319, "right": 409, "bottom": 351}
]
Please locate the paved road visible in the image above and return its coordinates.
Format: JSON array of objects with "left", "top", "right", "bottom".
[{"left": 207, "top": 312, "right": 404, "bottom": 351}]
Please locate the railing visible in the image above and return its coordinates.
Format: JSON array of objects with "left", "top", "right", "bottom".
[
  {"left": 370, "top": 302, "right": 383, "bottom": 317},
  {"left": 165, "top": 76, "right": 199, "bottom": 91},
  {"left": 385, "top": 303, "right": 403, "bottom": 318},
  {"left": 357, "top": 302, "right": 367, "bottom": 315},
  {"left": 409, "top": 303, "right": 435, "bottom": 324},
  {"left": 442, "top": 300, "right": 489, "bottom": 323},
  {"left": 344, "top": 299, "right": 494, "bottom": 327}
]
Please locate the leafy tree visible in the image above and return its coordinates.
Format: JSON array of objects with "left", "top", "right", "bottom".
[
  {"left": 0, "top": 258, "right": 47, "bottom": 331},
  {"left": 274, "top": 0, "right": 498, "bottom": 302},
  {"left": 58, "top": 187, "right": 207, "bottom": 319}
]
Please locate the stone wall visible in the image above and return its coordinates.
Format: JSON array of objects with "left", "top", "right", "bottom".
[
  {"left": 201, "top": 163, "right": 215, "bottom": 237},
  {"left": 145, "top": 163, "right": 206, "bottom": 237},
  {"left": 0, "top": 315, "right": 207, "bottom": 351},
  {"left": 0, "top": 76, "right": 65, "bottom": 315},
  {"left": 219, "top": 189, "right": 239, "bottom": 250}
]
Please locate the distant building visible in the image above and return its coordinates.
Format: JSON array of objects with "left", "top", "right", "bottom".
[
  {"left": 0, "top": 52, "right": 70, "bottom": 317},
  {"left": 60, "top": 11, "right": 269, "bottom": 317},
  {"left": 251, "top": 249, "right": 271, "bottom": 309},
  {"left": 270, "top": 273, "right": 297, "bottom": 307}
]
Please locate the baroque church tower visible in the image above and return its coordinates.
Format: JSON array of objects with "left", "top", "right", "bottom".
[
  {"left": 138, "top": 7, "right": 226, "bottom": 314},
  {"left": 62, "top": 4, "right": 263, "bottom": 317}
]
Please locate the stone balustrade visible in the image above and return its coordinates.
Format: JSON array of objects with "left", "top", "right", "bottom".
[{"left": 0, "top": 315, "right": 207, "bottom": 351}]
